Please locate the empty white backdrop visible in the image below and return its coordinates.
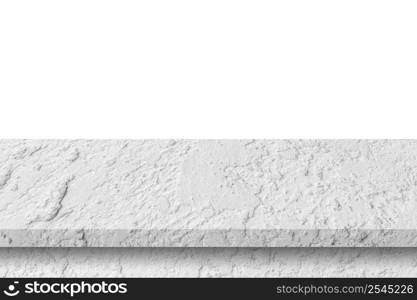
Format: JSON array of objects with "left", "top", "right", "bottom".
[{"left": 0, "top": 0, "right": 416, "bottom": 138}]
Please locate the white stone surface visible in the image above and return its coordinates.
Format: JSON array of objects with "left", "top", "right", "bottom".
[
  {"left": 1, "top": 248, "right": 417, "bottom": 277},
  {"left": 1, "top": 140, "right": 417, "bottom": 246}
]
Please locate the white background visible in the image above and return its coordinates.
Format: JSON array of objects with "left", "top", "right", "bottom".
[{"left": 0, "top": 0, "right": 416, "bottom": 138}]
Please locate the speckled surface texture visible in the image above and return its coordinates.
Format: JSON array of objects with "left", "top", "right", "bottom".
[
  {"left": 1, "top": 140, "right": 417, "bottom": 247},
  {"left": 1, "top": 248, "right": 417, "bottom": 277}
]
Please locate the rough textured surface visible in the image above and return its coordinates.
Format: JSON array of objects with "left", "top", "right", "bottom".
[
  {"left": 1, "top": 140, "right": 417, "bottom": 247},
  {"left": 2, "top": 248, "right": 417, "bottom": 277}
]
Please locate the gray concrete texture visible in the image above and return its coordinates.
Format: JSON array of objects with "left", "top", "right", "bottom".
[
  {"left": 1, "top": 248, "right": 417, "bottom": 277},
  {"left": 2, "top": 140, "right": 417, "bottom": 277},
  {"left": 1, "top": 140, "right": 417, "bottom": 246}
]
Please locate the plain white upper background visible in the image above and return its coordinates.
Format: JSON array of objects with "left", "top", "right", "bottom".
[{"left": 0, "top": 0, "right": 416, "bottom": 138}]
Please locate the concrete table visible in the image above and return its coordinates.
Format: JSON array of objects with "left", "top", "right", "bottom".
[{"left": 0, "top": 140, "right": 416, "bottom": 247}]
